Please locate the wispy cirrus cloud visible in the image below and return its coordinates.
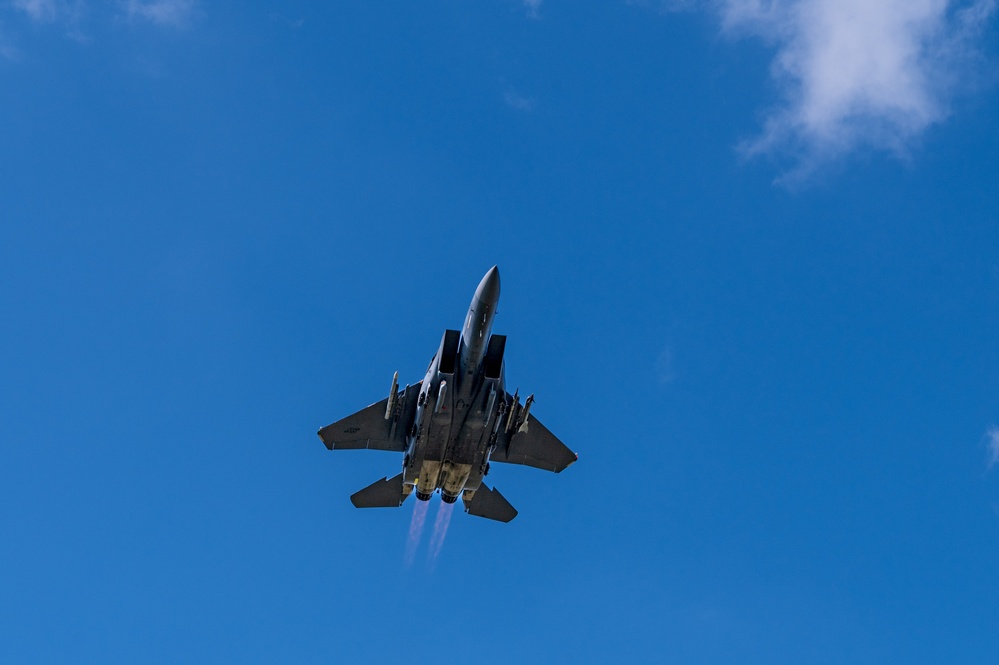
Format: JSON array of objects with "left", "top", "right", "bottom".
[
  {"left": 11, "top": 0, "right": 86, "bottom": 25},
  {"left": 987, "top": 425, "right": 999, "bottom": 471},
  {"left": 655, "top": 347, "right": 676, "bottom": 384},
  {"left": 5, "top": 0, "right": 197, "bottom": 37},
  {"left": 504, "top": 88, "right": 536, "bottom": 111},
  {"left": 0, "top": 24, "right": 16, "bottom": 60},
  {"left": 10, "top": 0, "right": 87, "bottom": 41},
  {"left": 121, "top": 0, "right": 196, "bottom": 27},
  {"left": 672, "top": 0, "right": 997, "bottom": 179},
  {"left": 12, "top": 0, "right": 61, "bottom": 22}
]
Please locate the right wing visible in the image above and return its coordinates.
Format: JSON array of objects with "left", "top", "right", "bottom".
[
  {"left": 490, "top": 411, "right": 577, "bottom": 473},
  {"left": 317, "top": 382, "right": 421, "bottom": 452}
]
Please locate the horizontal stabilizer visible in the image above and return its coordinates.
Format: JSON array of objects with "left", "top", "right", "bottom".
[
  {"left": 463, "top": 484, "right": 517, "bottom": 523},
  {"left": 350, "top": 473, "right": 409, "bottom": 508}
]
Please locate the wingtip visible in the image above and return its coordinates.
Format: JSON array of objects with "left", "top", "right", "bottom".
[
  {"left": 556, "top": 452, "right": 579, "bottom": 473},
  {"left": 317, "top": 426, "right": 334, "bottom": 450}
]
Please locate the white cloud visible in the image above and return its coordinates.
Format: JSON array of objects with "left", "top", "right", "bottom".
[
  {"left": 987, "top": 425, "right": 999, "bottom": 471},
  {"left": 523, "top": 0, "right": 542, "bottom": 18},
  {"left": 703, "top": 0, "right": 996, "bottom": 178},
  {"left": 121, "top": 0, "right": 195, "bottom": 27}
]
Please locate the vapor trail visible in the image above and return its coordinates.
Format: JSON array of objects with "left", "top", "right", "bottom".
[
  {"left": 405, "top": 498, "right": 429, "bottom": 567},
  {"left": 428, "top": 500, "right": 455, "bottom": 567}
]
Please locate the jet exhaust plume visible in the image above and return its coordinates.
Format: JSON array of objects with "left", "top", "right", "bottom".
[
  {"left": 405, "top": 498, "right": 429, "bottom": 567},
  {"left": 428, "top": 500, "right": 455, "bottom": 566}
]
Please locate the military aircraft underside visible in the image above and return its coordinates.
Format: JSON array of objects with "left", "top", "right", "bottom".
[{"left": 318, "top": 266, "right": 577, "bottom": 522}]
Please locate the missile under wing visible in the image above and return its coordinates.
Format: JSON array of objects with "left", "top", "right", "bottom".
[{"left": 317, "top": 266, "right": 576, "bottom": 522}]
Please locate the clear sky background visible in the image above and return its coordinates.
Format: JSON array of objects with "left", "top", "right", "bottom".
[{"left": 3, "top": 1, "right": 999, "bottom": 662}]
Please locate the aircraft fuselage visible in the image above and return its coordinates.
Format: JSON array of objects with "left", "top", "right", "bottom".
[{"left": 405, "top": 266, "right": 506, "bottom": 503}]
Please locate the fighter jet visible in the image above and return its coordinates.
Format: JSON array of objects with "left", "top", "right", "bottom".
[{"left": 318, "top": 266, "right": 576, "bottom": 522}]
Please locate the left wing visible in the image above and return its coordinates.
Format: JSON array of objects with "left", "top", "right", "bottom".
[
  {"left": 490, "top": 411, "right": 577, "bottom": 473},
  {"left": 318, "top": 382, "right": 421, "bottom": 452}
]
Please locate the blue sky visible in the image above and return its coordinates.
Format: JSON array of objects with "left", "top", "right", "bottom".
[{"left": 3, "top": 1, "right": 999, "bottom": 662}]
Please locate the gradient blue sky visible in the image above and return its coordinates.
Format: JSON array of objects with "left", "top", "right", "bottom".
[{"left": 3, "top": 1, "right": 999, "bottom": 663}]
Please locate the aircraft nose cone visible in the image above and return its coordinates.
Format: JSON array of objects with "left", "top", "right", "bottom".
[{"left": 476, "top": 265, "right": 501, "bottom": 305}]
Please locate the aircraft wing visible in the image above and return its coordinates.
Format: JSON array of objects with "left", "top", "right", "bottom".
[
  {"left": 490, "top": 411, "right": 577, "bottom": 473},
  {"left": 318, "top": 382, "right": 421, "bottom": 452}
]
